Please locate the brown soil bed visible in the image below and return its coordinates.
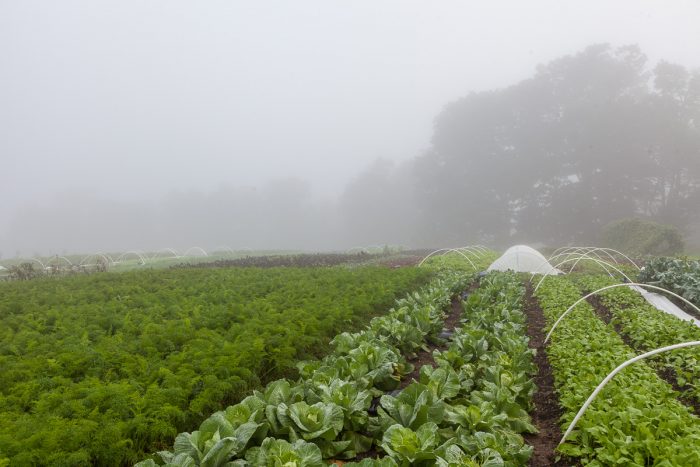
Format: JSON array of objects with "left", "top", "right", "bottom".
[
  {"left": 377, "top": 255, "right": 423, "bottom": 268},
  {"left": 523, "top": 283, "right": 572, "bottom": 467},
  {"left": 585, "top": 295, "right": 700, "bottom": 416},
  {"left": 399, "top": 294, "right": 464, "bottom": 389},
  {"left": 586, "top": 295, "right": 616, "bottom": 327}
]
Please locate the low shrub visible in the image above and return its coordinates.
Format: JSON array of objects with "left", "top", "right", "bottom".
[{"left": 600, "top": 217, "right": 684, "bottom": 256}]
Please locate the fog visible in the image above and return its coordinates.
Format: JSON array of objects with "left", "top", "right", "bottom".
[{"left": 2, "top": 1, "right": 700, "bottom": 256}]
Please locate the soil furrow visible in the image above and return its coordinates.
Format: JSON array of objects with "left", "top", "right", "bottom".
[
  {"left": 523, "top": 283, "right": 570, "bottom": 467},
  {"left": 399, "top": 293, "right": 464, "bottom": 389}
]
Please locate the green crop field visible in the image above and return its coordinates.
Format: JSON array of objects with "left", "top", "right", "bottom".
[
  {"left": 0, "top": 265, "right": 431, "bottom": 466},
  {"left": 4, "top": 249, "right": 700, "bottom": 467}
]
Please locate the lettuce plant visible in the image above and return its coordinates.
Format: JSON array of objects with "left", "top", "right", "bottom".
[
  {"left": 242, "top": 437, "right": 324, "bottom": 466},
  {"left": 378, "top": 383, "right": 445, "bottom": 431},
  {"left": 380, "top": 422, "right": 453, "bottom": 466}
]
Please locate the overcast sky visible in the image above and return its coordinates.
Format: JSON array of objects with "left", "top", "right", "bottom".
[{"left": 2, "top": 0, "right": 700, "bottom": 228}]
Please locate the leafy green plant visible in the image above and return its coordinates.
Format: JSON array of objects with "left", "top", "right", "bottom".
[
  {"left": 575, "top": 273, "right": 700, "bottom": 403},
  {"left": 536, "top": 275, "right": 700, "bottom": 464},
  {"left": 639, "top": 256, "right": 700, "bottom": 306},
  {"left": 242, "top": 437, "right": 324, "bottom": 466},
  {"left": 378, "top": 383, "right": 446, "bottom": 431},
  {"left": 0, "top": 266, "right": 430, "bottom": 465},
  {"left": 380, "top": 422, "right": 452, "bottom": 466}
]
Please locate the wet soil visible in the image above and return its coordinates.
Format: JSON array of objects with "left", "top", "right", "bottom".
[
  {"left": 399, "top": 294, "right": 464, "bottom": 389},
  {"left": 377, "top": 255, "right": 423, "bottom": 268},
  {"left": 523, "top": 283, "right": 572, "bottom": 467}
]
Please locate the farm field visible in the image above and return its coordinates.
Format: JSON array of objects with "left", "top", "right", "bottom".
[
  {"left": 533, "top": 275, "right": 700, "bottom": 465},
  {"left": 136, "top": 267, "right": 535, "bottom": 466},
  {"left": 5, "top": 247, "right": 700, "bottom": 466},
  {"left": 0, "top": 264, "right": 432, "bottom": 466}
]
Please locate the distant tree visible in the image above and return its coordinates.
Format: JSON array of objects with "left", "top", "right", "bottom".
[
  {"left": 410, "top": 44, "right": 700, "bottom": 246},
  {"left": 339, "top": 159, "right": 418, "bottom": 246}
]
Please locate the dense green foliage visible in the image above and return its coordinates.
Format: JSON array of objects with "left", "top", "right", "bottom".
[
  {"left": 600, "top": 217, "right": 685, "bottom": 256},
  {"left": 136, "top": 271, "right": 468, "bottom": 466},
  {"left": 0, "top": 266, "right": 430, "bottom": 466},
  {"left": 173, "top": 252, "right": 385, "bottom": 269},
  {"left": 575, "top": 274, "right": 700, "bottom": 404},
  {"left": 352, "top": 44, "right": 700, "bottom": 246},
  {"left": 639, "top": 256, "right": 700, "bottom": 306},
  {"left": 138, "top": 271, "right": 537, "bottom": 467},
  {"left": 536, "top": 275, "right": 700, "bottom": 465}
]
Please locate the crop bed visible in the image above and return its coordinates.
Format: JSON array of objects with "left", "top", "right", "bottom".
[
  {"left": 9, "top": 247, "right": 700, "bottom": 466},
  {"left": 535, "top": 275, "right": 700, "bottom": 465},
  {"left": 136, "top": 270, "right": 540, "bottom": 466},
  {"left": 0, "top": 266, "right": 430, "bottom": 466},
  {"left": 574, "top": 274, "right": 700, "bottom": 410}
]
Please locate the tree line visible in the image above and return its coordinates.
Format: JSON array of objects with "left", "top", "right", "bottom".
[{"left": 3, "top": 44, "right": 698, "bottom": 254}]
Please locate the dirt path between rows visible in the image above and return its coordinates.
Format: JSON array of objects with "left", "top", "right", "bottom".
[
  {"left": 523, "top": 283, "right": 571, "bottom": 467},
  {"left": 399, "top": 293, "right": 465, "bottom": 389}
]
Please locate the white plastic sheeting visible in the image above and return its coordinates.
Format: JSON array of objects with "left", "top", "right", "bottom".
[
  {"left": 487, "top": 245, "right": 562, "bottom": 274},
  {"left": 628, "top": 285, "right": 700, "bottom": 328}
]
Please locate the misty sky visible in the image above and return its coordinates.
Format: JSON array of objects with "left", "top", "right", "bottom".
[{"left": 2, "top": 1, "right": 700, "bottom": 252}]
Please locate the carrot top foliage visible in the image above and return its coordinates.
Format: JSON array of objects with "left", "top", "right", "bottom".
[{"left": 0, "top": 266, "right": 430, "bottom": 466}]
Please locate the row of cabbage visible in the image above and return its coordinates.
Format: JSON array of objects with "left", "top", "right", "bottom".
[
  {"left": 350, "top": 272, "right": 537, "bottom": 466},
  {"left": 536, "top": 275, "right": 700, "bottom": 465},
  {"left": 639, "top": 257, "right": 700, "bottom": 307},
  {"left": 388, "top": 272, "right": 537, "bottom": 466},
  {"left": 575, "top": 274, "right": 700, "bottom": 404},
  {"left": 135, "top": 271, "right": 469, "bottom": 466}
]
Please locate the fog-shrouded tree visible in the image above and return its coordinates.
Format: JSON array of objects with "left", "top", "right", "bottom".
[
  {"left": 408, "top": 44, "right": 700, "bottom": 246},
  {"left": 339, "top": 158, "right": 418, "bottom": 247},
  {"left": 4, "top": 44, "right": 698, "bottom": 255}
]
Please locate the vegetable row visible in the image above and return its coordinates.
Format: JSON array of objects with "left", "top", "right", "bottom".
[
  {"left": 0, "top": 266, "right": 429, "bottom": 466},
  {"left": 365, "top": 272, "right": 537, "bottom": 466},
  {"left": 535, "top": 275, "right": 700, "bottom": 465},
  {"left": 574, "top": 274, "right": 700, "bottom": 404},
  {"left": 137, "top": 271, "right": 538, "bottom": 466}
]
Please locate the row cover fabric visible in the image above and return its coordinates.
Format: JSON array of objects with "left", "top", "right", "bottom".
[{"left": 487, "top": 245, "right": 562, "bottom": 274}]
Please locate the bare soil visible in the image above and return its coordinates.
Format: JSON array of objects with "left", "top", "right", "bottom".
[
  {"left": 523, "top": 283, "right": 573, "bottom": 467},
  {"left": 377, "top": 255, "right": 423, "bottom": 268},
  {"left": 399, "top": 294, "right": 464, "bottom": 389}
]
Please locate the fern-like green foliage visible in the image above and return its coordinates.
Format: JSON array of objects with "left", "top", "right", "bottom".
[{"left": 0, "top": 265, "right": 430, "bottom": 466}]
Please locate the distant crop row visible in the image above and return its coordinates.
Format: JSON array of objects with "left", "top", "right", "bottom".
[
  {"left": 172, "top": 253, "right": 386, "bottom": 269},
  {"left": 0, "top": 266, "right": 430, "bottom": 466}
]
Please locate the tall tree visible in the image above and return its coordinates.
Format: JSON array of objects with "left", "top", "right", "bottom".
[{"left": 412, "top": 44, "right": 700, "bottom": 246}]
